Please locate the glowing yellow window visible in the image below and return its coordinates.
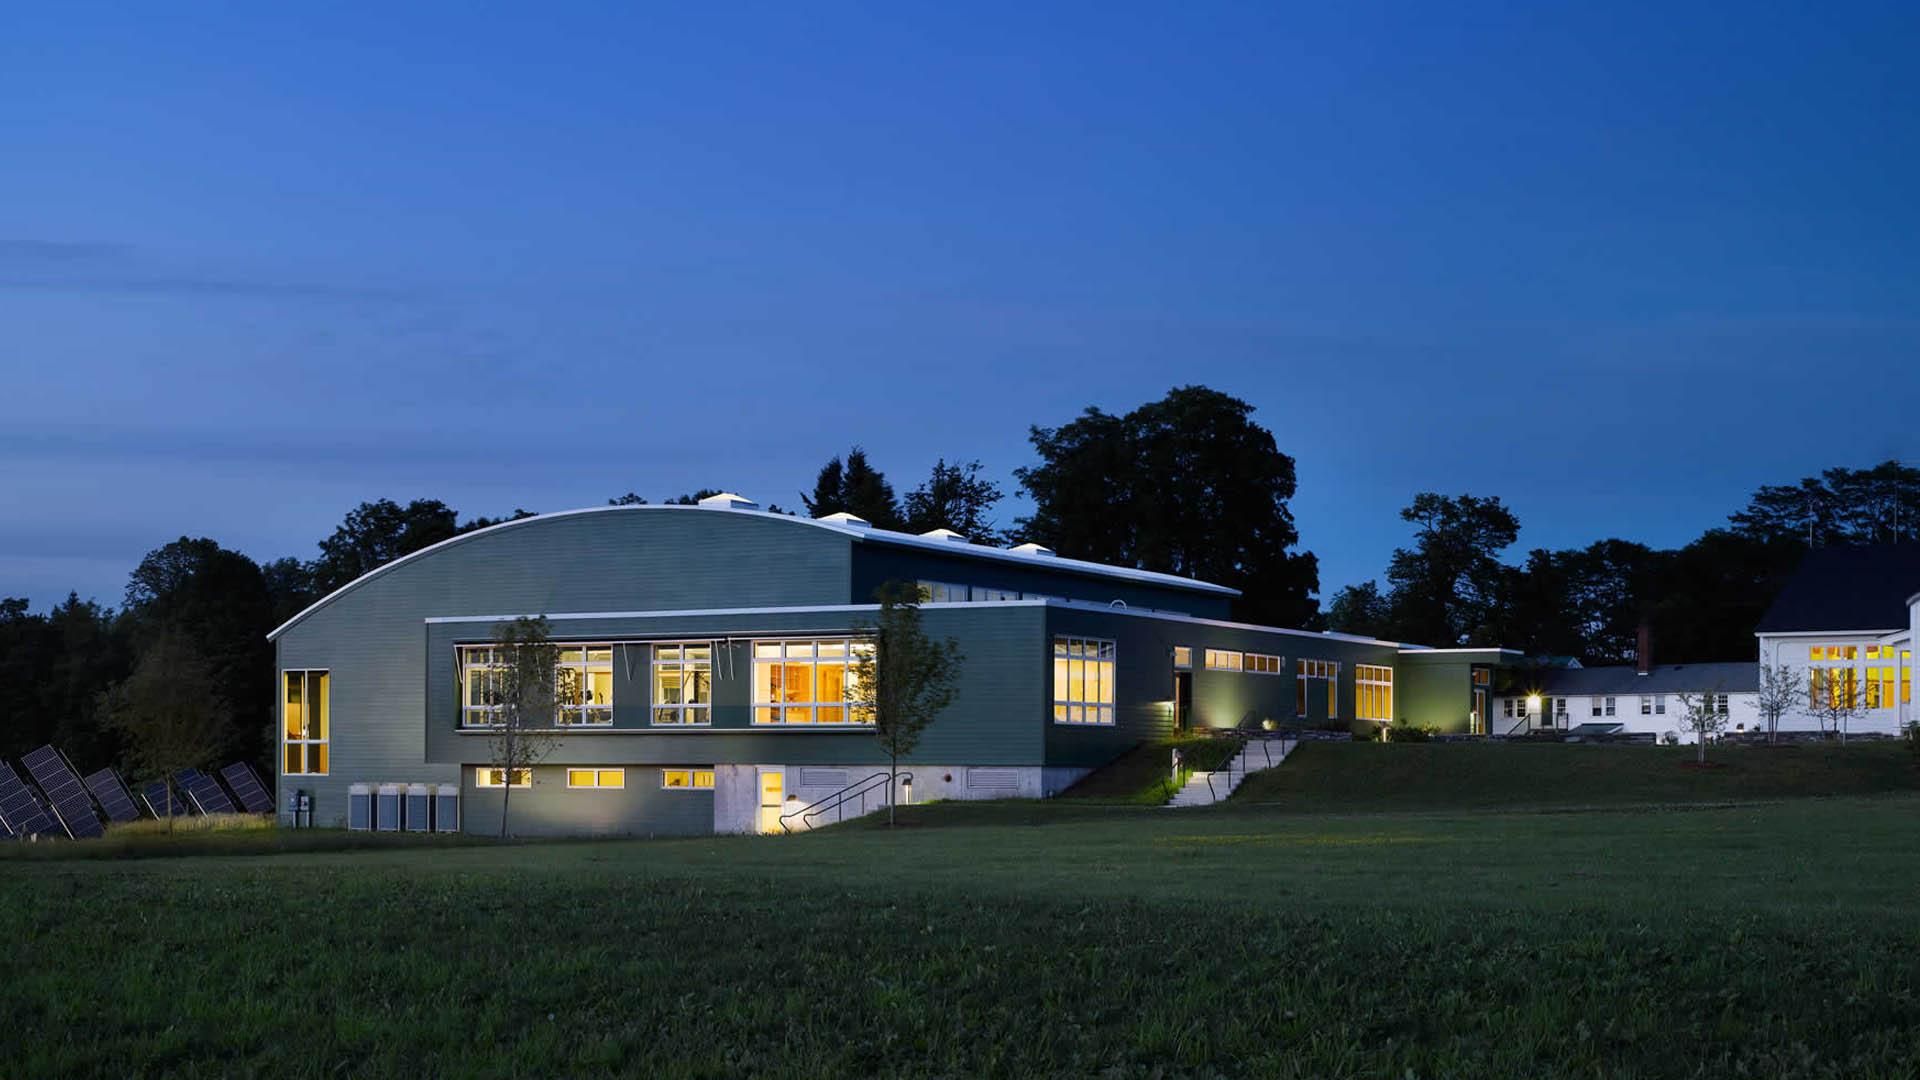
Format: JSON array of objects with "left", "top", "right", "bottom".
[
  {"left": 662, "top": 768, "right": 715, "bottom": 790},
  {"left": 566, "top": 768, "right": 625, "bottom": 789},
  {"left": 282, "top": 670, "right": 329, "bottom": 776},
  {"left": 475, "top": 767, "right": 530, "bottom": 788}
]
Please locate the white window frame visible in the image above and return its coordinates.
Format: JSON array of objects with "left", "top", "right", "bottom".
[
  {"left": 651, "top": 642, "right": 713, "bottom": 726},
  {"left": 751, "top": 638, "right": 875, "bottom": 726},
  {"left": 1053, "top": 636, "right": 1116, "bottom": 725},
  {"left": 566, "top": 768, "right": 626, "bottom": 790},
  {"left": 475, "top": 767, "right": 531, "bottom": 789},
  {"left": 458, "top": 643, "right": 614, "bottom": 729},
  {"left": 1245, "top": 652, "right": 1283, "bottom": 675},
  {"left": 1604, "top": 696, "right": 1617, "bottom": 717},
  {"left": 1355, "top": 664, "right": 1393, "bottom": 722},
  {"left": 1204, "top": 649, "right": 1243, "bottom": 671},
  {"left": 282, "top": 669, "right": 330, "bottom": 777}
]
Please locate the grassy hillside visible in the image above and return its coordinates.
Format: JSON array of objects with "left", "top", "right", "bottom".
[
  {"left": 7, "top": 788, "right": 1920, "bottom": 1077},
  {"left": 1233, "top": 739, "right": 1920, "bottom": 810}
]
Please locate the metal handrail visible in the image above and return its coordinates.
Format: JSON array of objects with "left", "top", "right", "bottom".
[
  {"left": 1200, "top": 731, "right": 1287, "bottom": 802},
  {"left": 779, "top": 770, "right": 912, "bottom": 834}
]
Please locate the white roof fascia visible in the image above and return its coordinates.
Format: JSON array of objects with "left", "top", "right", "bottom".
[
  {"left": 267, "top": 505, "right": 1237, "bottom": 642},
  {"left": 422, "top": 600, "right": 1046, "bottom": 625}
]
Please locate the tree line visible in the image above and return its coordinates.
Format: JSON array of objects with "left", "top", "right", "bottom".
[
  {"left": 2, "top": 383, "right": 1909, "bottom": 774},
  {"left": 1325, "top": 463, "right": 1920, "bottom": 664}
]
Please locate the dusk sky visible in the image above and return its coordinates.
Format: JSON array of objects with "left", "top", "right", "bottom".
[{"left": 3, "top": 1, "right": 1916, "bottom": 613}]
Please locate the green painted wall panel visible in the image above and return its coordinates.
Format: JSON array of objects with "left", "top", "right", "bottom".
[{"left": 457, "top": 764, "right": 714, "bottom": 838}]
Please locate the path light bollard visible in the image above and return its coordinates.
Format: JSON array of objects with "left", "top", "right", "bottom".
[{"left": 1171, "top": 747, "right": 1183, "bottom": 788}]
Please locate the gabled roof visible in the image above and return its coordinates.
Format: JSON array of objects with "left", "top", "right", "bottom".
[
  {"left": 268, "top": 504, "right": 1237, "bottom": 641},
  {"left": 1518, "top": 662, "right": 1759, "bottom": 696},
  {"left": 1754, "top": 544, "right": 1920, "bottom": 635}
]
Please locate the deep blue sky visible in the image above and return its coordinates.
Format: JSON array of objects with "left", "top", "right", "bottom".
[{"left": 3, "top": 1, "right": 1916, "bottom": 613}]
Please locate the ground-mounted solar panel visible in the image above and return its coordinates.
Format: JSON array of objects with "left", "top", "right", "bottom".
[
  {"left": 82, "top": 767, "right": 141, "bottom": 824},
  {"left": 219, "top": 762, "right": 274, "bottom": 814},
  {"left": 176, "top": 768, "right": 236, "bottom": 814},
  {"left": 142, "top": 779, "right": 191, "bottom": 818},
  {"left": 0, "top": 761, "right": 57, "bottom": 838},
  {"left": 21, "top": 745, "right": 104, "bottom": 839}
]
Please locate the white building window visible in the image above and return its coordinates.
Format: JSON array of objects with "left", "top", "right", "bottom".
[
  {"left": 752, "top": 639, "right": 874, "bottom": 725},
  {"left": 459, "top": 644, "right": 613, "bottom": 727},
  {"left": 1173, "top": 646, "right": 1192, "bottom": 669},
  {"left": 652, "top": 643, "right": 712, "bottom": 725},
  {"left": 1603, "top": 696, "right": 1616, "bottom": 717},
  {"left": 1205, "top": 649, "right": 1242, "bottom": 671},
  {"left": 1356, "top": 665, "right": 1393, "bottom": 721},
  {"left": 567, "top": 769, "right": 625, "bottom": 789},
  {"left": 1054, "top": 636, "right": 1115, "bottom": 725}
]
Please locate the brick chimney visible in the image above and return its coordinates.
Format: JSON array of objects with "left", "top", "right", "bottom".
[{"left": 1636, "top": 621, "right": 1653, "bottom": 676}]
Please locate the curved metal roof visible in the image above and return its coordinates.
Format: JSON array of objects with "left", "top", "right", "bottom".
[{"left": 266, "top": 503, "right": 1238, "bottom": 641}]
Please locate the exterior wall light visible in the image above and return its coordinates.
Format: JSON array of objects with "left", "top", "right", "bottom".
[{"left": 1526, "top": 694, "right": 1542, "bottom": 714}]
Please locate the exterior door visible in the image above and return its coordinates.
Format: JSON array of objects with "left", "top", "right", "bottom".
[
  {"left": 1174, "top": 672, "right": 1192, "bottom": 730},
  {"left": 1472, "top": 689, "right": 1486, "bottom": 734},
  {"left": 757, "top": 768, "right": 784, "bottom": 834}
]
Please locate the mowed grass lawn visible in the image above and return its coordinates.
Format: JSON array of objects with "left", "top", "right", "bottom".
[{"left": 6, "top": 745, "right": 1920, "bottom": 1078}]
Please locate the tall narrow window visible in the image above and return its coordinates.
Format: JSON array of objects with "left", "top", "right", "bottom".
[
  {"left": 1053, "top": 636, "right": 1115, "bottom": 724},
  {"left": 283, "top": 670, "right": 329, "bottom": 776},
  {"left": 1355, "top": 665, "right": 1393, "bottom": 721},
  {"left": 752, "top": 639, "right": 875, "bottom": 725},
  {"left": 652, "top": 643, "right": 713, "bottom": 725}
]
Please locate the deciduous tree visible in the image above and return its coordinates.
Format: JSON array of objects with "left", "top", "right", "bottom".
[
  {"left": 1014, "top": 387, "right": 1319, "bottom": 627},
  {"left": 1753, "top": 662, "right": 1799, "bottom": 745},
  {"left": 479, "top": 616, "right": 561, "bottom": 837},
  {"left": 1384, "top": 493, "right": 1519, "bottom": 647},
  {"left": 856, "top": 583, "right": 962, "bottom": 826},
  {"left": 1676, "top": 689, "right": 1730, "bottom": 764},
  {"left": 99, "top": 628, "right": 231, "bottom": 828},
  {"left": 902, "top": 458, "right": 1003, "bottom": 539}
]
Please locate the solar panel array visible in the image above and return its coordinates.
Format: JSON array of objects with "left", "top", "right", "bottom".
[
  {"left": 0, "top": 761, "right": 56, "bottom": 838},
  {"left": 82, "top": 767, "right": 142, "bottom": 824},
  {"left": 143, "top": 779, "right": 190, "bottom": 818},
  {"left": 22, "top": 745, "right": 104, "bottom": 839},
  {"left": 219, "top": 762, "right": 274, "bottom": 814},
  {"left": 177, "top": 768, "right": 236, "bottom": 814}
]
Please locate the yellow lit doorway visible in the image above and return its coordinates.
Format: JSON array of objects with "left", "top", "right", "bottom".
[{"left": 757, "top": 768, "right": 784, "bottom": 834}]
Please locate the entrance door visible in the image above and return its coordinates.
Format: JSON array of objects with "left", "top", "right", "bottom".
[
  {"left": 757, "top": 768, "right": 784, "bottom": 834},
  {"left": 1174, "top": 672, "right": 1192, "bottom": 731},
  {"left": 1471, "top": 689, "right": 1487, "bottom": 735}
]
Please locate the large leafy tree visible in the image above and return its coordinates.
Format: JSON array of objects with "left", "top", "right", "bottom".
[
  {"left": 1014, "top": 387, "right": 1319, "bottom": 627},
  {"left": 1730, "top": 461, "right": 1920, "bottom": 546},
  {"left": 1383, "top": 493, "right": 1520, "bottom": 647},
  {"left": 99, "top": 628, "right": 232, "bottom": 827},
  {"left": 124, "top": 538, "right": 275, "bottom": 769},
  {"left": 902, "top": 459, "right": 1003, "bottom": 539},
  {"left": 1500, "top": 539, "right": 1660, "bottom": 663},
  {"left": 801, "top": 448, "right": 901, "bottom": 528},
  {"left": 309, "top": 499, "right": 463, "bottom": 594}
]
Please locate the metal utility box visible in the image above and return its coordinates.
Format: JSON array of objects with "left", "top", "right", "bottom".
[
  {"left": 404, "top": 784, "right": 431, "bottom": 832},
  {"left": 347, "top": 783, "right": 372, "bottom": 831},
  {"left": 433, "top": 784, "right": 459, "bottom": 833},
  {"left": 375, "top": 784, "right": 402, "bottom": 831}
]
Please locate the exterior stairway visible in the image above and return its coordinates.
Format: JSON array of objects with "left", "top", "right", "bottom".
[{"left": 1166, "top": 737, "right": 1295, "bottom": 807}]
